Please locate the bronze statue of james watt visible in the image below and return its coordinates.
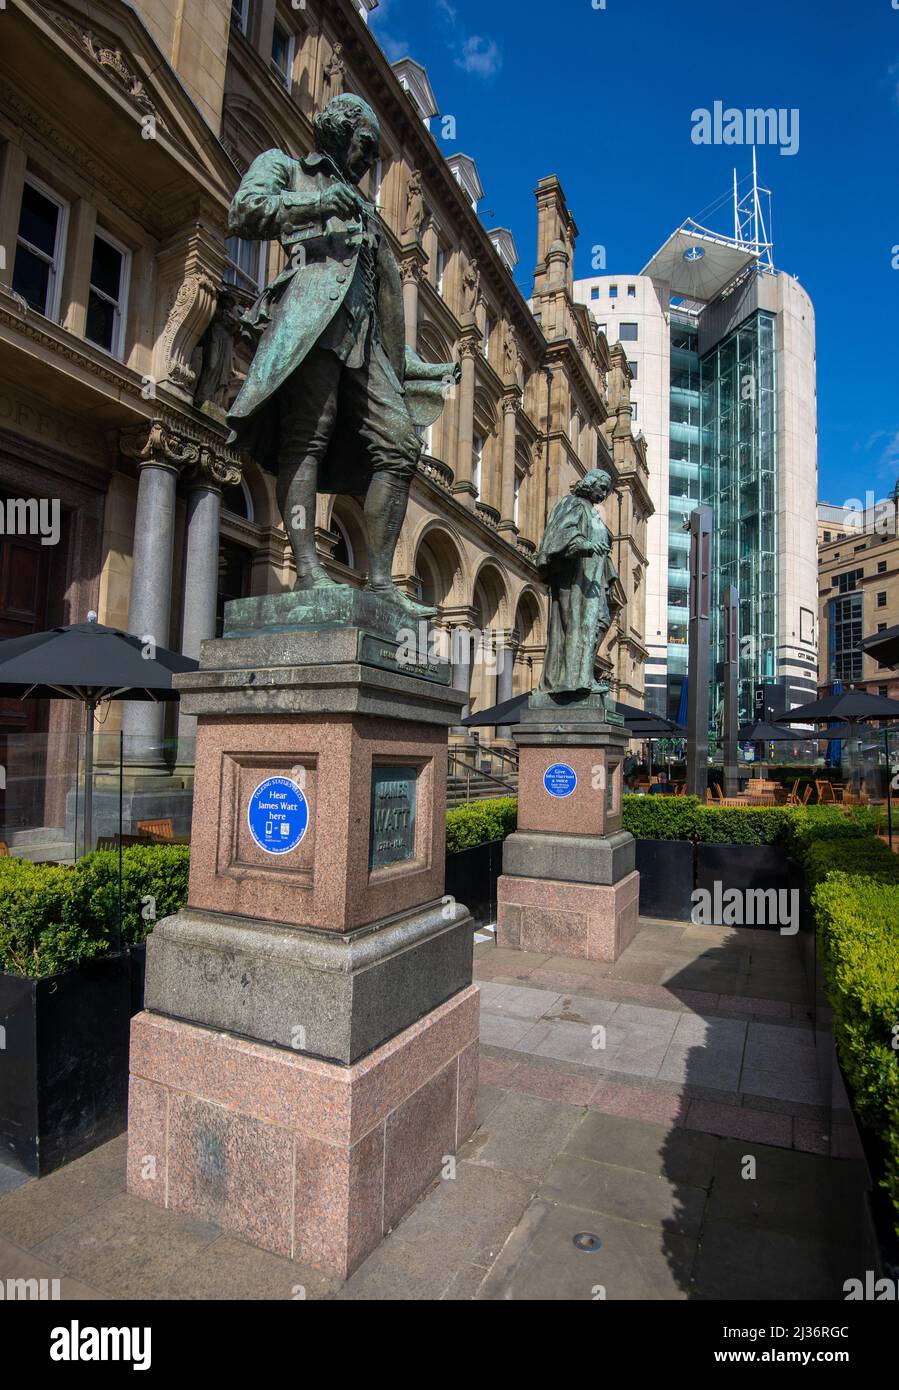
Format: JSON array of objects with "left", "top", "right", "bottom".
[{"left": 226, "top": 95, "right": 458, "bottom": 621}]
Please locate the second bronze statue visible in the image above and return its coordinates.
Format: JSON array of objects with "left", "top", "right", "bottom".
[{"left": 226, "top": 93, "right": 459, "bottom": 621}]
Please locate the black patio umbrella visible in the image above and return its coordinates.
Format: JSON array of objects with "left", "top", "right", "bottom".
[
  {"left": 861, "top": 624, "right": 899, "bottom": 669},
  {"left": 776, "top": 690, "right": 899, "bottom": 845},
  {"left": 0, "top": 613, "right": 197, "bottom": 853},
  {"left": 737, "top": 720, "right": 810, "bottom": 742},
  {"left": 461, "top": 693, "right": 682, "bottom": 732},
  {"left": 462, "top": 693, "right": 685, "bottom": 783}
]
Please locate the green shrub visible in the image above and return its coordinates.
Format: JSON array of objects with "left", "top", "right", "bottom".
[
  {"left": 446, "top": 797, "right": 517, "bottom": 853},
  {"left": 0, "top": 858, "right": 89, "bottom": 977},
  {"left": 621, "top": 796, "right": 879, "bottom": 849},
  {"left": 621, "top": 795, "right": 702, "bottom": 841},
  {"left": 803, "top": 836, "right": 899, "bottom": 889},
  {"left": 0, "top": 844, "right": 190, "bottom": 978},
  {"left": 813, "top": 873, "right": 899, "bottom": 1221}
]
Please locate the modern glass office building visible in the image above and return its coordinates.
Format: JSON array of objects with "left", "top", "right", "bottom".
[{"left": 575, "top": 194, "right": 818, "bottom": 724}]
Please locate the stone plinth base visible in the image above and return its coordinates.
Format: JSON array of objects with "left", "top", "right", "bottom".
[
  {"left": 127, "top": 986, "right": 479, "bottom": 1279},
  {"left": 496, "top": 871, "right": 639, "bottom": 961}
]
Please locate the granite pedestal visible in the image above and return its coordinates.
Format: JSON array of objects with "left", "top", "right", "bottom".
[
  {"left": 127, "top": 591, "right": 478, "bottom": 1277},
  {"left": 497, "top": 697, "right": 640, "bottom": 961}
]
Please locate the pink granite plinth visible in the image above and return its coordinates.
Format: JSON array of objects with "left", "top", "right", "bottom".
[
  {"left": 186, "top": 714, "right": 446, "bottom": 933},
  {"left": 496, "top": 871, "right": 640, "bottom": 961},
  {"left": 126, "top": 986, "right": 479, "bottom": 1279}
]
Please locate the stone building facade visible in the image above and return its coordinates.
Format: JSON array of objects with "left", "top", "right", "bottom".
[
  {"left": 818, "top": 502, "right": 899, "bottom": 700},
  {"left": 0, "top": 0, "right": 650, "bottom": 834}
]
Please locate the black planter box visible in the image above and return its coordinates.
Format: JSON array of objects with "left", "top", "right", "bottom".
[
  {"left": 0, "top": 951, "right": 135, "bottom": 1177},
  {"left": 696, "top": 843, "right": 797, "bottom": 931},
  {"left": 445, "top": 839, "right": 504, "bottom": 928},
  {"left": 634, "top": 839, "right": 695, "bottom": 920}
]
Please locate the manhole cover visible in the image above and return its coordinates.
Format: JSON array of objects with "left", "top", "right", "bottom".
[{"left": 573, "top": 1232, "right": 602, "bottom": 1252}]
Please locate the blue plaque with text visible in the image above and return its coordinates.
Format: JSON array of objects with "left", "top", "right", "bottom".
[
  {"left": 247, "top": 775, "right": 309, "bottom": 854},
  {"left": 543, "top": 763, "right": 577, "bottom": 798}
]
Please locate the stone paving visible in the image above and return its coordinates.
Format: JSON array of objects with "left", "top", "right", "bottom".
[{"left": 0, "top": 916, "right": 871, "bottom": 1300}]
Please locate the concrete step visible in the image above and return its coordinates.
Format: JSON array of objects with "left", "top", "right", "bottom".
[
  {"left": 7, "top": 842, "right": 77, "bottom": 864},
  {"left": 4, "top": 826, "right": 69, "bottom": 846}
]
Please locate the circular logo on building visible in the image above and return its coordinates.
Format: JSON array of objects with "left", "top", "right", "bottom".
[
  {"left": 247, "top": 775, "right": 309, "bottom": 854},
  {"left": 543, "top": 763, "right": 578, "bottom": 798},
  {"left": 684, "top": 246, "right": 705, "bottom": 262}
]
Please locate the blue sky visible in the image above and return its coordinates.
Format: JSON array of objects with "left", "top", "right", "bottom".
[{"left": 370, "top": 0, "right": 899, "bottom": 507}]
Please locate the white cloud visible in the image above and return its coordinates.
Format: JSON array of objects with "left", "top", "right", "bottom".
[
  {"left": 454, "top": 35, "right": 502, "bottom": 78},
  {"left": 381, "top": 35, "right": 411, "bottom": 62}
]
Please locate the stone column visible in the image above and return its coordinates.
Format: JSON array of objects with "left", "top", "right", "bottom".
[
  {"left": 177, "top": 448, "right": 238, "bottom": 741},
  {"left": 495, "top": 630, "right": 517, "bottom": 739},
  {"left": 119, "top": 422, "right": 196, "bottom": 750},
  {"left": 450, "top": 624, "right": 473, "bottom": 722},
  {"left": 499, "top": 391, "right": 521, "bottom": 534},
  {"left": 399, "top": 249, "right": 427, "bottom": 351},
  {"left": 0, "top": 141, "right": 26, "bottom": 293},
  {"left": 451, "top": 334, "right": 480, "bottom": 509}
]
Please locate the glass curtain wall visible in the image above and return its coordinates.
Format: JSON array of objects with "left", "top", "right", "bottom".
[
  {"left": 667, "top": 314, "right": 702, "bottom": 717},
  {"left": 701, "top": 310, "right": 778, "bottom": 723}
]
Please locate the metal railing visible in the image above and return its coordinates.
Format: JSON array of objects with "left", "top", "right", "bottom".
[{"left": 447, "top": 752, "right": 517, "bottom": 804}]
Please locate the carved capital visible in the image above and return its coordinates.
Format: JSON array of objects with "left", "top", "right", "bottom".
[
  {"left": 120, "top": 419, "right": 201, "bottom": 472},
  {"left": 185, "top": 445, "right": 243, "bottom": 491},
  {"left": 400, "top": 255, "right": 424, "bottom": 286}
]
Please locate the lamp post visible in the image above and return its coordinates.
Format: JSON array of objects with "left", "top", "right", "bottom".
[{"left": 686, "top": 507, "right": 713, "bottom": 799}]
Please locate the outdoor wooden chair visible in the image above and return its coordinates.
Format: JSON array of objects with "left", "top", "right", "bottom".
[
  {"left": 815, "top": 780, "right": 836, "bottom": 805},
  {"left": 0, "top": 841, "right": 8, "bottom": 857},
  {"left": 136, "top": 818, "right": 174, "bottom": 840},
  {"left": 785, "top": 778, "right": 801, "bottom": 805},
  {"left": 709, "top": 783, "right": 725, "bottom": 802}
]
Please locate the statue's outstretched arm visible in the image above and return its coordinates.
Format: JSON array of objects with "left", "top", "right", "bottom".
[{"left": 227, "top": 150, "right": 322, "bottom": 243}]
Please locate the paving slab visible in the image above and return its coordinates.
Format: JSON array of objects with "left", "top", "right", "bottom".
[
  {"left": 338, "top": 1162, "right": 533, "bottom": 1300},
  {"left": 539, "top": 1152, "right": 707, "bottom": 1237},
  {"left": 565, "top": 1111, "right": 717, "bottom": 1185},
  {"left": 476, "top": 1198, "right": 696, "bottom": 1301},
  {"left": 31, "top": 1193, "right": 222, "bottom": 1300},
  {"left": 0, "top": 1235, "right": 109, "bottom": 1300},
  {"left": 0, "top": 1136, "right": 130, "bottom": 1249},
  {"left": 690, "top": 1222, "right": 857, "bottom": 1301},
  {"left": 463, "top": 1091, "right": 584, "bottom": 1181}
]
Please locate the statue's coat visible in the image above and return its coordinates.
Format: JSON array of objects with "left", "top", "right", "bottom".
[{"left": 226, "top": 148, "right": 452, "bottom": 490}]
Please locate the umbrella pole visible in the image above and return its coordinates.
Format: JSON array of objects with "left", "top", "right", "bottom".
[
  {"left": 886, "top": 727, "right": 893, "bottom": 851},
  {"left": 84, "top": 697, "right": 96, "bottom": 856}
]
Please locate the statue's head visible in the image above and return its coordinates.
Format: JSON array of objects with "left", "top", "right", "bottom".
[
  {"left": 575, "top": 468, "right": 612, "bottom": 503},
  {"left": 313, "top": 94, "right": 381, "bottom": 185}
]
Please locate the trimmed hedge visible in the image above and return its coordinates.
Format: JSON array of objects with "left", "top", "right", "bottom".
[
  {"left": 0, "top": 845, "right": 190, "bottom": 978},
  {"left": 802, "top": 836, "right": 899, "bottom": 889},
  {"left": 620, "top": 795, "right": 879, "bottom": 847},
  {"left": 445, "top": 797, "right": 517, "bottom": 854},
  {"left": 813, "top": 871, "right": 899, "bottom": 1225}
]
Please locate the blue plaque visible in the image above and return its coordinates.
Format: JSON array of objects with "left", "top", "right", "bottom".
[
  {"left": 247, "top": 775, "right": 309, "bottom": 854},
  {"left": 543, "top": 763, "right": 577, "bottom": 798}
]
